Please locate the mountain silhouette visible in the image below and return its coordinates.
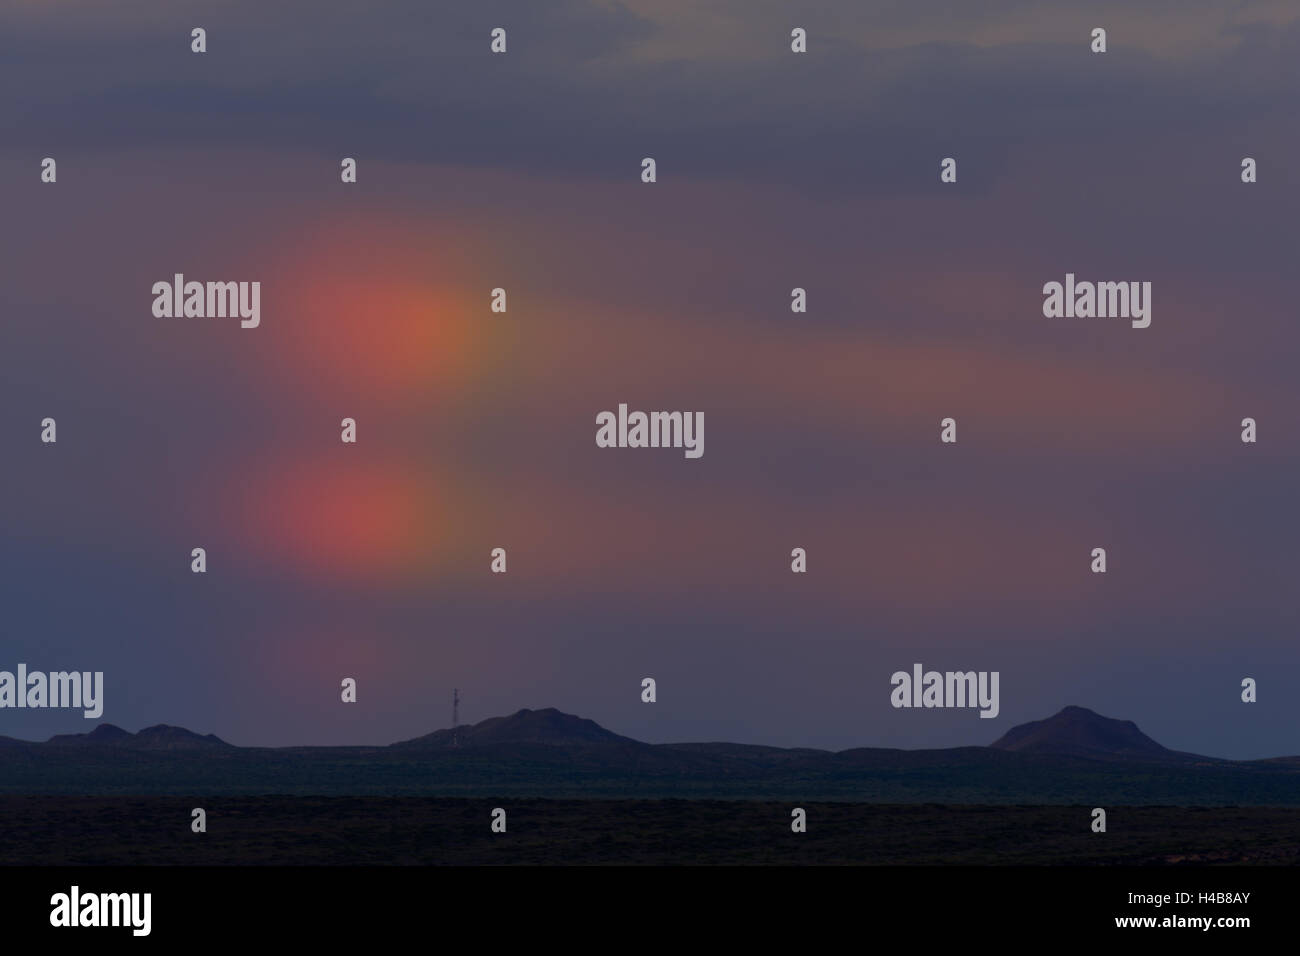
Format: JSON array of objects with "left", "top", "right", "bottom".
[
  {"left": 392, "top": 707, "right": 639, "bottom": 749},
  {"left": 989, "top": 706, "right": 1175, "bottom": 759},
  {"left": 44, "top": 723, "right": 228, "bottom": 749},
  {"left": 6, "top": 705, "right": 1299, "bottom": 803}
]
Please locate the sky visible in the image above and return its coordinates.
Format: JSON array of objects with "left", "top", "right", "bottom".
[{"left": 2, "top": 0, "right": 1299, "bottom": 757}]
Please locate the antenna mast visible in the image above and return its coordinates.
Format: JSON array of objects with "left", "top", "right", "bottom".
[{"left": 452, "top": 688, "right": 460, "bottom": 748}]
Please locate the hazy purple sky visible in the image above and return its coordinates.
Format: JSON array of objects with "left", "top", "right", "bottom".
[{"left": 3, "top": 0, "right": 1299, "bottom": 758}]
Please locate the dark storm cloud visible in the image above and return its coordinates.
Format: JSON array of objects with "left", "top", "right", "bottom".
[{"left": 3, "top": 0, "right": 1297, "bottom": 196}]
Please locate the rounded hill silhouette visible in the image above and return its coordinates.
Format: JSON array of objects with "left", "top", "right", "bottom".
[
  {"left": 989, "top": 706, "right": 1173, "bottom": 759},
  {"left": 392, "top": 707, "right": 638, "bottom": 749},
  {"left": 44, "top": 723, "right": 228, "bottom": 749}
]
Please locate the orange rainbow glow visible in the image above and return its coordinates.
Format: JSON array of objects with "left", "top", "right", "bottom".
[
  {"left": 197, "top": 453, "right": 469, "bottom": 587},
  {"left": 250, "top": 212, "right": 512, "bottom": 405}
]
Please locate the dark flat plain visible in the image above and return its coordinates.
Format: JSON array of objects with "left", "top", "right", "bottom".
[
  {"left": 2, "top": 797, "right": 1297, "bottom": 865},
  {"left": 6, "top": 737, "right": 1300, "bottom": 804}
]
